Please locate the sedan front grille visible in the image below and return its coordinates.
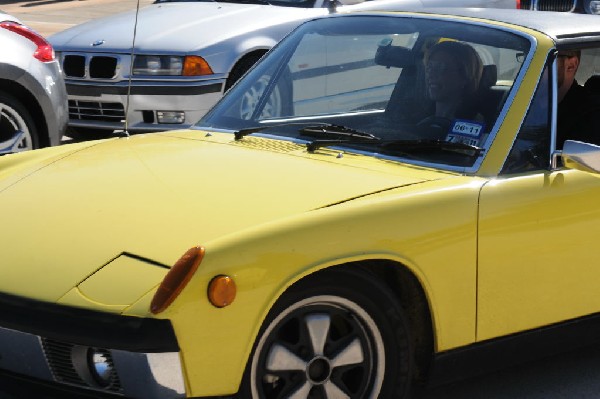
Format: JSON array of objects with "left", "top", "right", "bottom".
[
  {"left": 536, "top": 0, "right": 576, "bottom": 11},
  {"left": 520, "top": 0, "right": 532, "bottom": 7},
  {"left": 521, "top": 0, "right": 577, "bottom": 11},
  {"left": 69, "top": 100, "right": 125, "bottom": 122},
  {"left": 63, "top": 54, "right": 120, "bottom": 79}
]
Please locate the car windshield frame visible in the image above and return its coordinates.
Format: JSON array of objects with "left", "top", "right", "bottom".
[{"left": 197, "top": 13, "right": 537, "bottom": 174}]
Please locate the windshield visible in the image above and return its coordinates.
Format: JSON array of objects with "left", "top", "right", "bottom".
[{"left": 198, "top": 15, "right": 531, "bottom": 169}]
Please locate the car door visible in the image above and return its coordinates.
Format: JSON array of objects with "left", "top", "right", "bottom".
[{"left": 476, "top": 56, "right": 600, "bottom": 342}]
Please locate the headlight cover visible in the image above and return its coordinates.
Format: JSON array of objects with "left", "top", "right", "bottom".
[{"left": 133, "top": 55, "right": 213, "bottom": 76}]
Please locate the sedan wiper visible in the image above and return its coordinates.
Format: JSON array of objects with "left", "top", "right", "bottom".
[{"left": 379, "top": 139, "right": 484, "bottom": 157}]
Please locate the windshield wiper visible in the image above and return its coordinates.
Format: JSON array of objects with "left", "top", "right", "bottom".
[
  {"left": 234, "top": 122, "right": 330, "bottom": 140},
  {"left": 233, "top": 122, "right": 380, "bottom": 152},
  {"left": 301, "top": 125, "right": 381, "bottom": 152},
  {"left": 379, "top": 139, "right": 484, "bottom": 157},
  {"left": 233, "top": 122, "right": 378, "bottom": 141}
]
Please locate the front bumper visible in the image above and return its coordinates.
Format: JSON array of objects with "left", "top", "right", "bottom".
[
  {"left": 0, "top": 292, "right": 185, "bottom": 398},
  {"left": 66, "top": 79, "right": 224, "bottom": 133}
]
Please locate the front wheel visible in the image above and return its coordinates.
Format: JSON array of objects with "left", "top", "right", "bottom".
[
  {"left": 0, "top": 91, "right": 39, "bottom": 153},
  {"left": 239, "top": 75, "right": 284, "bottom": 120},
  {"left": 583, "top": 0, "right": 600, "bottom": 14},
  {"left": 241, "top": 268, "right": 414, "bottom": 399}
]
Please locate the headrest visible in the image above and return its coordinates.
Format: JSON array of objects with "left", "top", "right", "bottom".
[
  {"left": 585, "top": 75, "right": 600, "bottom": 93},
  {"left": 479, "top": 64, "right": 497, "bottom": 90}
]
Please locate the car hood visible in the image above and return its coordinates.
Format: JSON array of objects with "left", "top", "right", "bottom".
[
  {"left": 49, "top": 2, "right": 324, "bottom": 53},
  {"left": 0, "top": 131, "right": 449, "bottom": 303}
]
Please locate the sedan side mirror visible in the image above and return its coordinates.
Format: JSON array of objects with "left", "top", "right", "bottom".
[{"left": 561, "top": 140, "right": 600, "bottom": 173}]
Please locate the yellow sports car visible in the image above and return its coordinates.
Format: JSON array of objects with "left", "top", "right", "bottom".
[{"left": 2, "top": 7, "right": 600, "bottom": 399}]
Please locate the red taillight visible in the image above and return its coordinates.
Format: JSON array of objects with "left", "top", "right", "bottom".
[
  {"left": 1, "top": 21, "right": 55, "bottom": 62},
  {"left": 516, "top": 0, "right": 522, "bottom": 9}
]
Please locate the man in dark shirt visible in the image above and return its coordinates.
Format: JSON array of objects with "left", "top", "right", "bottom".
[{"left": 556, "top": 50, "right": 600, "bottom": 148}]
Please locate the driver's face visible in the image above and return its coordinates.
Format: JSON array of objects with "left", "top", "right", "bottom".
[
  {"left": 425, "top": 51, "right": 464, "bottom": 102},
  {"left": 557, "top": 56, "right": 566, "bottom": 88}
]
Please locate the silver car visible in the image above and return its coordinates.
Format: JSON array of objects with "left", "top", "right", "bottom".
[
  {"left": 49, "top": 0, "right": 514, "bottom": 138},
  {"left": 0, "top": 12, "right": 68, "bottom": 152}
]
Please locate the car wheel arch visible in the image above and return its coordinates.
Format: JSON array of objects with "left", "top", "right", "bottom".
[
  {"left": 0, "top": 78, "right": 49, "bottom": 147},
  {"left": 225, "top": 50, "right": 270, "bottom": 92},
  {"left": 240, "top": 259, "right": 435, "bottom": 395}
]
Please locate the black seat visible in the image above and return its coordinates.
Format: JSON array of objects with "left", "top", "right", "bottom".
[
  {"left": 384, "top": 63, "right": 430, "bottom": 123},
  {"left": 479, "top": 64, "right": 497, "bottom": 90},
  {"left": 585, "top": 75, "right": 600, "bottom": 94},
  {"left": 477, "top": 64, "right": 510, "bottom": 129}
]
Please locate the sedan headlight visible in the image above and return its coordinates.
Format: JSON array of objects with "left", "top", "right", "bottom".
[{"left": 133, "top": 55, "right": 213, "bottom": 76}]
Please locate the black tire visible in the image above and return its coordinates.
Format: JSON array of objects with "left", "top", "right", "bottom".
[
  {"left": 239, "top": 267, "right": 414, "bottom": 399},
  {"left": 66, "top": 127, "right": 114, "bottom": 142},
  {"left": 0, "top": 91, "right": 39, "bottom": 152}
]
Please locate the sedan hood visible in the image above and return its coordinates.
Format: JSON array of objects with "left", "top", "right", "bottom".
[
  {"left": 49, "top": 2, "right": 324, "bottom": 53},
  {"left": 0, "top": 131, "right": 447, "bottom": 302}
]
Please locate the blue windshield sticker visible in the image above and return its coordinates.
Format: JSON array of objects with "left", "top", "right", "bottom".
[{"left": 446, "top": 120, "right": 485, "bottom": 146}]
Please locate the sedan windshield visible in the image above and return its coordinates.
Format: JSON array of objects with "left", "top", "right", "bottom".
[{"left": 197, "top": 15, "right": 531, "bottom": 169}]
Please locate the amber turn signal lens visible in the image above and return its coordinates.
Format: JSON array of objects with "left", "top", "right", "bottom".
[
  {"left": 208, "top": 275, "right": 236, "bottom": 308},
  {"left": 183, "top": 56, "right": 213, "bottom": 76},
  {"left": 151, "top": 246, "right": 205, "bottom": 314}
]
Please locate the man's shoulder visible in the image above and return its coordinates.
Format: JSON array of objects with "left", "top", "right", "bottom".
[
  {"left": 571, "top": 80, "right": 588, "bottom": 95},
  {"left": 572, "top": 80, "right": 600, "bottom": 111},
  {"left": 584, "top": 75, "right": 600, "bottom": 94}
]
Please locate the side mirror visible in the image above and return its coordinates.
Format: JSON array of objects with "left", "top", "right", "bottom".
[{"left": 561, "top": 140, "right": 600, "bottom": 173}]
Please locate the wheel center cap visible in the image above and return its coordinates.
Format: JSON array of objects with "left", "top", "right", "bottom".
[{"left": 306, "top": 356, "right": 332, "bottom": 384}]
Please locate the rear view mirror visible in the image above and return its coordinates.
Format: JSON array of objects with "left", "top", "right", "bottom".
[{"left": 375, "top": 42, "right": 415, "bottom": 68}]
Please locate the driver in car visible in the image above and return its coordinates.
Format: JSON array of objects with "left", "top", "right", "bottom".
[{"left": 418, "top": 40, "right": 486, "bottom": 146}]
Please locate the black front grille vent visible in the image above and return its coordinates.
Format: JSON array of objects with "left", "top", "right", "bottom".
[
  {"left": 63, "top": 54, "right": 119, "bottom": 79},
  {"left": 520, "top": 0, "right": 577, "bottom": 11},
  {"left": 69, "top": 100, "right": 125, "bottom": 122},
  {"left": 42, "top": 338, "right": 124, "bottom": 394},
  {"left": 536, "top": 0, "right": 577, "bottom": 11},
  {"left": 63, "top": 55, "right": 86, "bottom": 78}
]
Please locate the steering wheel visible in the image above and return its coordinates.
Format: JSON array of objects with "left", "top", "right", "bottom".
[{"left": 416, "top": 116, "right": 452, "bottom": 139}]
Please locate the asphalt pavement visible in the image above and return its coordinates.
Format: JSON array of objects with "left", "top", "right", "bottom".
[{"left": 1, "top": 0, "right": 154, "bottom": 37}]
